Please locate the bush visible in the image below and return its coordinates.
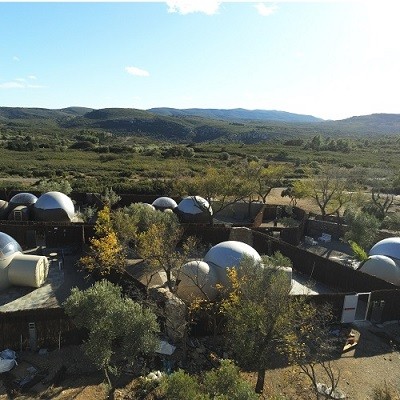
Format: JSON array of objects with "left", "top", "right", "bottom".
[
  {"left": 219, "top": 151, "right": 230, "bottom": 160},
  {"left": 344, "top": 208, "right": 380, "bottom": 250},
  {"left": 203, "top": 359, "right": 258, "bottom": 400},
  {"left": 160, "top": 361, "right": 258, "bottom": 400},
  {"left": 162, "top": 370, "right": 205, "bottom": 400},
  {"left": 381, "top": 213, "right": 400, "bottom": 231},
  {"left": 69, "top": 140, "right": 96, "bottom": 150}
]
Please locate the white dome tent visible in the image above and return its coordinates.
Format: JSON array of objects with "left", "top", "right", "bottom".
[
  {"left": 176, "top": 260, "right": 218, "bottom": 303},
  {"left": 358, "top": 237, "right": 400, "bottom": 286},
  {"left": 358, "top": 255, "right": 400, "bottom": 286},
  {"left": 204, "top": 240, "right": 262, "bottom": 287},
  {"left": 369, "top": 237, "right": 400, "bottom": 261}
]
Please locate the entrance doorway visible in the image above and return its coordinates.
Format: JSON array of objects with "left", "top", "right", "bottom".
[{"left": 341, "top": 293, "right": 371, "bottom": 323}]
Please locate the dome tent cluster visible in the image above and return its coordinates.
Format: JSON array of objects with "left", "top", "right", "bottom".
[
  {"left": 150, "top": 195, "right": 212, "bottom": 223},
  {"left": 0, "top": 191, "right": 75, "bottom": 222},
  {"left": 358, "top": 237, "right": 400, "bottom": 286}
]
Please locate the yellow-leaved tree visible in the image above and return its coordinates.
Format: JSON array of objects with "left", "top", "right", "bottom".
[{"left": 80, "top": 205, "right": 125, "bottom": 276}]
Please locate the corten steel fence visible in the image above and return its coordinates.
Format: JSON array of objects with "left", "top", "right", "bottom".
[
  {"left": 252, "top": 230, "right": 396, "bottom": 293},
  {"left": 0, "top": 308, "right": 84, "bottom": 350}
]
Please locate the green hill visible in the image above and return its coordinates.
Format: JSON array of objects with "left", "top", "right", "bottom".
[{"left": 0, "top": 107, "right": 400, "bottom": 143}]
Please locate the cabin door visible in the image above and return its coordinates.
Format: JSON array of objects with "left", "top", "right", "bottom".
[{"left": 341, "top": 293, "right": 371, "bottom": 323}]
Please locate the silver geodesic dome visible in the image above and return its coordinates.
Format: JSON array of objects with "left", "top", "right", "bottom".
[
  {"left": 151, "top": 197, "right": 178, "bottom": 211},
  {"left": 0, "top": 232, "right": 22, "bottom": 264},
  {"left": 34, "top": 191, "right": 75, "bottom": 222},
  {"left": 9, "top": 192, "right": 38, "bottom": 207},
  {"left": 177, "top": 196, "right": 213, "bottom": 223}
]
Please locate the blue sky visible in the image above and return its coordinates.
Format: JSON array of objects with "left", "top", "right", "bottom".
[{"left": 0, "top": 1, "right": 399, "bottom": 120}]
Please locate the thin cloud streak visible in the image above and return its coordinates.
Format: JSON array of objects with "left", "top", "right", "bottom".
[
  {"left": 0, "top": 79, "right": 44, "bottom": 89},
  {"left": 166, "top": 0, "right": 221, "bottom": 15},
  {"left": 125, "top": 66, "right": 150, "bottom": 77}
]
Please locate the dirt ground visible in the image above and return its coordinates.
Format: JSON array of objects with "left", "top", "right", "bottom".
[{"left": 0, "top": 321, "right": 399, "bottom": 400}]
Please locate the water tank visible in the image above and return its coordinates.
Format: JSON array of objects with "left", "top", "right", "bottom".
[{"left": 8, "top": 254, "right": 49, "bottom": 288}]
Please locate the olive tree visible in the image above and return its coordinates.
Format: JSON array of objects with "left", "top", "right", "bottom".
[
  {"left": 222, "top": 255, "right": 294, "bottom": 394},
  {"left": 344, "top": 208, "right": 380, "bottom": 251},
  {"left": 64, "top": 280, "right": 159, "bottom": 388}
]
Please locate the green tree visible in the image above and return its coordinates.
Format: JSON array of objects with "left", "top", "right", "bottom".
[
  {"left": 222, "top": 255, "right": 294, "bottom": 394},
  {"left": 101, "top": 187, "right": 121, "bottom": 207},
  {"left": 308, "top": 166, "right": 353, "bottom": 219},
  {"left": 112, "top": 202, "right": 180, "bottom": 253},
  {"left": 136, "top": 219, "right": 199, "bottom": 292},
  {"left": 188, "top": 167, "right": 252, "bottom": 224},
  {"left": 344, "top": 208, "right": 380, "bottom": 250},
  {"left": 281, "top": 180, "right": 310, "bottom": 206},
  {"left": 244, "top": 161, "right": 287, "bottom": 204},
  {"left": 63, "top": 280, "right": 159, "bottom": 388},
  {"left": 367, "top": 188, "right": 394, "bottom": 220}
]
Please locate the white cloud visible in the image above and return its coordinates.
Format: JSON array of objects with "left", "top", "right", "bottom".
[
  {"left": 12, "top": 56, "right": 20, "bottom": 62},
  {"left": 28, "top": 75, "right": 37, "bottom": 80},
  {"left": 125, "top": 66, "right": 150, "bottom": 77},
  {"left": 0, "top": 81, "right": 25, "bottom": 89},
  {"left": 0, "top": 78, "right": 44, "bottom": 90},
  {"left": 166, "top": 0, "right": 221, "bottom": 15},
  {"left": 255, "top": 3, "right": 278, "bottom": 16}
]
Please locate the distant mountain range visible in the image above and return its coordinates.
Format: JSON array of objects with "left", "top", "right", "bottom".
[
  {"left": 148, "top": 107, "right": 323, "bottom": 123},
  {"left": 0, "top": 106, "right": 399, "bottom": 143}
]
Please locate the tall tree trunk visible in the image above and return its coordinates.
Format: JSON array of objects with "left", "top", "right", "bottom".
[{"left": 255, "top": 368, "right": 266, "bottom": 394}]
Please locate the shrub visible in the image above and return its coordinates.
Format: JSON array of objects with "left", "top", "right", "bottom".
[
  {"left": 344, "top": 208, "right": 380, "bottom": 250},
  {"left": 202, "top": 359, "right": 258, "bottom": 400},
  {"left": 161, "top": 370, "right": 205, "bottom": 400}
]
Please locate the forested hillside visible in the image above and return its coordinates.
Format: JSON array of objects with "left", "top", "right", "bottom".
[{"left": 0, "top": 107, "right": 399, "bottom": 144}]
